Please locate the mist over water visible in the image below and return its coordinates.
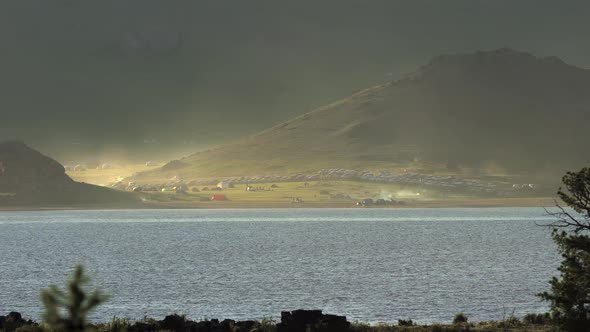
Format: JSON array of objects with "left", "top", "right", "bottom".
[{"left": 0, "top": 208, "right": 559, "bottom": 324}]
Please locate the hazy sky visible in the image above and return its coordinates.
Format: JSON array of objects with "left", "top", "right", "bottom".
[{"left": 1, "top": 0, "right": 589, "bottom": 160}]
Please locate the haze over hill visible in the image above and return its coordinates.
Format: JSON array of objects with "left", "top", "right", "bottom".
[
  {"left": 2, "top": 0, "right": 590, "bottom": 161},
  {"left": 134, "top": 48, "right": 590, "bottom": 184}
]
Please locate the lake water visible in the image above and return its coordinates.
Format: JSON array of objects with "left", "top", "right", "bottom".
[{"left": 0, "top": 208, "right": 560, "bottom": 324}]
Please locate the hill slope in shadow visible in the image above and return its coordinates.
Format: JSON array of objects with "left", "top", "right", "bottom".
[{"left": 0, "top": 141, "right": 140, "bottom": 208}]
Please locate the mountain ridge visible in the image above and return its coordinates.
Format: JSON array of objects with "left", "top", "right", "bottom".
[{"left": 134, "top": 48, "right": 590, "bottom": 184}]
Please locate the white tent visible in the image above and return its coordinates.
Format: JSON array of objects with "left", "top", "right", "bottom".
[{"left": 217, "top": 181, "right": 230, "bottom": 189}]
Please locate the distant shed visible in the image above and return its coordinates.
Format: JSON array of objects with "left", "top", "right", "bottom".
[{"left": 211, "top": 194, "right": 227, "bottom": 201}]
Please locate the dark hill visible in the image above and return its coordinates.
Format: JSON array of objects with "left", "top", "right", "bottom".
[
  {"left": 136, "top": 49, "right": 590, "bottom": 183},
  {"left": 0, "top": 141, "right": 140, "bottom": 208}
]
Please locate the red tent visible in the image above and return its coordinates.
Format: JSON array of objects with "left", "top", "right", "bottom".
[{"left": 211, "top": 194, "right": 227, "bottom": 201}]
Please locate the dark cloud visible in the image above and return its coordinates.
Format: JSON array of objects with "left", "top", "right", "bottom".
[{"left": 1, "top": 0, "right": 589, "bottom": 159}]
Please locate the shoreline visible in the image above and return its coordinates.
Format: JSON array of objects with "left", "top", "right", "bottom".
[
  {"left": 0, "top": 197, "right": 559, "bottom": 212},
  {"left": 0, "top": 309, "right": 552, "bottom": 332}
]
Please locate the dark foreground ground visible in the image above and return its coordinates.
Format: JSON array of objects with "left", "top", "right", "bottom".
[{"left": 0, "top": 310, "right": 552, "bottom": 332}]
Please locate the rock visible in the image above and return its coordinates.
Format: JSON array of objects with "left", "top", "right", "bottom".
[
  {"left": 317, "top": 314, "right": 350, "bottom": 332},
  {"left": 194, "top": 320, "right": 213, "bottom": 331},
  {"left": 7, "top": 312, "right": 23, "bottom": 322},
  {"left": 235, "top": 320, "right": 257, "bottom": 332},
  {"left": 277, "top": 310, "right": 350, "bottom": 332},
  {"left": 0, "top": 311, "right": 29, "bottom": 331},
  {"left": 128, "top": 321, "right": 157, "bottom": 332},
  {"left": 159, "top": 314, "right": 186, "bottom": 332},
  {"left": 220, "top": 319, "right": 235, "bottom": 330}
]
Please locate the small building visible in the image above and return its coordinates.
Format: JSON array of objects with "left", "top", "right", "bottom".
[
  {"left": 211, "top": 194, "right": 227, "bottom": 201},
  {"left": 361, "top": 198, "right": 374, "bottom": 206},
  {"left": 217, "top": 181, "right": 230, "bottom": 189},
  {"left": 173, "top": 184, "right": 188, "bottom": 192}
]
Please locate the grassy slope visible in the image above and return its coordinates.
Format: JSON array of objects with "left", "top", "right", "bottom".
[
  {"left": 131, "top": 82, "right": 461, "bottom": 183},
  {"left": 133, "top": 49, "right": 590, "bottom": 187},
  {"left": 136, "top": 180, "right": 555, "bottom": 209},
  {"left": 0, "top": 183, "right": 142, "bottom": 210}
]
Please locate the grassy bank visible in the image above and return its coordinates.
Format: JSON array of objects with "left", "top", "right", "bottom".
[
  {"left": 64, "top": 165, "right": 556, "bottom": 209},
  {"left": 0, "top": 312, "right": 553, "bottom": 332},
  {"left": 137, "top": 180, "right": 556, "bottom": 209}
]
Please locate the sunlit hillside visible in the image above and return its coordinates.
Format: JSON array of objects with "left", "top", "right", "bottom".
[{"left": 132, "top": 49, "right": 590, "bottom": 189}]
